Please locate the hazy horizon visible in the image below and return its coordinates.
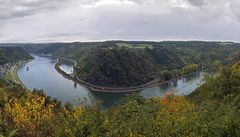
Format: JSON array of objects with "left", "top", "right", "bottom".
[{"left": 0, "top": 39, "right": 239, "bottom": 44}]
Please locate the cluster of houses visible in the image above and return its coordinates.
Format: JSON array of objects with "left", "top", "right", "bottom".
[{"left": 0, "top": 63, "right": 12, "bottom": 78}]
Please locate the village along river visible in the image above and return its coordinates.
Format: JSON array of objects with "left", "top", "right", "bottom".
[{"left": 17, "top": 55, "right": 204, "bottom": 108}]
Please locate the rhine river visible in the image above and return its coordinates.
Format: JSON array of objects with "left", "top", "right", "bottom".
[{"left": 17, "top": 55, "right": 204, "bottom": 108}]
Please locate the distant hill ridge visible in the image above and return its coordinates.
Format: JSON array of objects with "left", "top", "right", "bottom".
[
  {"left": 0, "top": 47, "right": 32, "bottom": 65},
  {"left": 1, "top": 41, "right": 240, "bottom": 87}
]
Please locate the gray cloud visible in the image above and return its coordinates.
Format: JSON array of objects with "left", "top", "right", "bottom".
[
  {"left": 0, "top": 0, "right": 101, "bottom": 19},
  {"left": 188, "top": 0, "right": 205, "bottom": 6},
  {"left": 0, "top": 0, "right": 240, "bottom": 42},
  {"left": 0, "top": 0, "right": 65, "bottom": 19},
  {"left": 229, "top": 0, "right": 240, "bottom": 22}
]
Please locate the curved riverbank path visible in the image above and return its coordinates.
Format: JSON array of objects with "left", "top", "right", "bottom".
[
  {"left": 13, "top": 60, "right": 32, "bottom": 90},
  {"left": 54, "top": 56, "right": 203, "bottom": 92}
]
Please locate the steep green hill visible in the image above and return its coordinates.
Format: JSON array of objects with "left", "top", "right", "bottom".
[
  {"left": 0, "top": 47, "right": 32, "bottom": 64},
  {"left": 76, "top": 48, "right": 158, "bottom": 87}
]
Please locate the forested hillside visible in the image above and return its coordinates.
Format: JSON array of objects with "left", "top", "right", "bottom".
[
  {"left": 27, "top": 41, "right": 240, "bottom": 87},
  {"left": 161, "top": 41, "right": 240, "bottom": 65},
  {"left": 36, "top": 41, "right": 240, "bottom": 65},
  {"left": 76, "top": 48, "right": 158, "bottom": 87},
  {"left": 189, "top": 61, "right": 240, "bottom": 103},
  {"left": 3, "top": 41, "right": 240, "bottom": 67},
  {"left": 0, "top": 47, "right": 32, "bottom": 64},
  {"left": 34, "top": 42, "right": 101, "bottom": 59},
  {"left": 0, "top": 61, "right": 240, "bottom": 136},
  {"left": 2, "top": 41, "right": 240, "bottom": 87}
]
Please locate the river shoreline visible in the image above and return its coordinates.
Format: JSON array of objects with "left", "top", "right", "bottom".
[
  {"left": 13, "top": 60, "right": 32, "bottom": 90},
  {"left": 17, "top": 55, "right": 204, "bottom": 106},
  {"left": 40, "top": 54, "right": 204, "bottom": 92},
  {"left": 19, "top": 54, "right": 203, "bottom": 93},
  {"left": 55, "top": 59, "right": 163, "bottom": 92},
  {"left": 55, "top": 58, "right": 203, "bottom": 93},
  {"left": 41, "top": 54, "right": 161, "bottom": 92}
]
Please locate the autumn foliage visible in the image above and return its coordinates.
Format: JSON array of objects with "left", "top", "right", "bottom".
[
  {"left": 1, "top": 62, "right": 240, "bottom": 137},
  {"left": 4, "top": 96, "right": 55, "bottom": 137}
]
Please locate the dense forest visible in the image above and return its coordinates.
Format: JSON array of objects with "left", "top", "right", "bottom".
[
  {"left": 0, "top": 47, "right": 32, "bottom": 65},
  {"left": 2, "top": 41, "right": 240, "bottom": 87},
  {"left": 0, "top": 61, "right": 240, "bottom": 136},
  {"left": 19, "top": 41, "right": 239, "bottom": 87},
  {"left": 76, "top": 48, "right": 158, "bottom": 87}
]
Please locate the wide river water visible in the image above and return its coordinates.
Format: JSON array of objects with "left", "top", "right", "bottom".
[{"left": 17, "top": 55, "right": 204, "bottom": 108}]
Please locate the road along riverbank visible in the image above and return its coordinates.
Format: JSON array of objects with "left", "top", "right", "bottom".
[
  {"left": 17, "top": 55, "right": 204, "bottom": 107},
  {"left": 54, "top": 59, "right": 162, "bottom": 92},
  {"left": 55, "top": 59, "right": 203, "bottom": 93},
  {"left": 11, "top": 60, "right": 32, "bottom": 90}
]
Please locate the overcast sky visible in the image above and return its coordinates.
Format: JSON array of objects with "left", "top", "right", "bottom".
[{"left": 0, "top": 0, "right": 240, "bottom": 42}]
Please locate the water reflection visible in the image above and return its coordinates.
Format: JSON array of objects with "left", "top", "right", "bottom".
[
  {"left": 90, "top": 91, "right": 130, "bottom": 108},
  {"left": 18, "top": 55, "right": 204, "bottom": 108},
  {"left": 58, "top": 59, "right": 74, "bottom": 74}
]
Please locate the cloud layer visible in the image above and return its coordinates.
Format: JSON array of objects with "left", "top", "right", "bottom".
[{"left": 0, "top": 0, "right": 239, "bottom": 42}]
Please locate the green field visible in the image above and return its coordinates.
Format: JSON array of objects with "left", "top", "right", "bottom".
[{"left": 116, "top": 43, "right": 153, "bottom": 49}]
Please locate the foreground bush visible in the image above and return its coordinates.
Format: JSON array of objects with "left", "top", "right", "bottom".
[{"left": 0, "top": 92, "right": 239, "bottom": 137}]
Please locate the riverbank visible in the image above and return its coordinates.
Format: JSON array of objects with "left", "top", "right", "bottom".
[
  {"left": 39, "top": 54, "right": 77, "bottom": 66},
  {"left": 55, "top": 59, "right": 203, "bottom": 93},
  {"left": 54, "top": 56, "right": 77, "bottom": 66},
  {"left": 55, "top": 59, "right": 161, "bottom": 92},
  {"left": 11, "top": 60, "right": 32, "bottom": 90},
  {"left": 55, "top": 59, "right": 76, "bottom": 81},
  {"left": 17, "top": 55, "right": 204, "bottom": 106}
]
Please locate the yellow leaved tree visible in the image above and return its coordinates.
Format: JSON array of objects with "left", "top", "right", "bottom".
[{"left": 4, "top": 95, "right": 55, "bottom": 137}]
